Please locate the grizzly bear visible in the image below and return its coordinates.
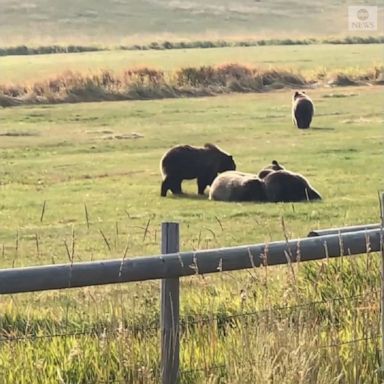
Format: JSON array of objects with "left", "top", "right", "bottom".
[
  {"left": 258, "top": 160, "right": 285, "bottom": 179},
  {"left": 160, "top": 143, "right": 236, "bottom": 196},
  {"left": 263, "top": 170, "right": 321, "bottom": 202},
  {"left": 209, "top": 171, "right": 266, "bottom": 202},
  {"left": 292, "top": 91, "right": 314, "bottom": 129}
]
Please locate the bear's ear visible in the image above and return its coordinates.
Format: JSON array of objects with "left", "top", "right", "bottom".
[{"left": 204, "top": 143, "right": 219, "bottom": 151}]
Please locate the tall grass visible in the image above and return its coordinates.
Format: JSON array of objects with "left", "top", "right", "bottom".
[
  {"left": 0, "top": 45, "right": 102, "bottom": 57},
  {"left": 1, "top": 64, "right": 383, "bottom": 107}
]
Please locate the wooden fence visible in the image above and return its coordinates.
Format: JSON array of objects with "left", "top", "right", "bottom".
[
  {"left": 0, "top": 223, "right": 382, "bottom": 382},
  {"left": 1, "top": 185, "right": 384, "bottom": 383}
]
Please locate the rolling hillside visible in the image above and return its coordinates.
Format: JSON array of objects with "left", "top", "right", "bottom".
[{"left": 1, "top": 0, "right": 383, "bottom": 45}]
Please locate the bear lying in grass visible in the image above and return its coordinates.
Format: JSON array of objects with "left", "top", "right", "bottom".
[
  {"left": 160, "top": 143, "right": 236, "bottom": 196},
  {"left": 209, "top": 171, "right": 266, "bottom": 202},
  {"left": 209, "top": 164, "right": 321, "bottom": 203},
  {"left": 263, "top": 170, "right": 321, "bottom": 202},
  {"left": 292, "top": 91, "right": 314, "bottom": 129}
]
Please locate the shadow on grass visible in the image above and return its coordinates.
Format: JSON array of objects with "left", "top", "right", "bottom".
[
  {"left": 311, "top": 127, "right": 335, "bottom": 131},
  {"left": 165, "top": 193, "right": 209, "bottom": 201}
]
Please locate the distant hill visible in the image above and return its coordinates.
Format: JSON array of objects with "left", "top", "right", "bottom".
[{"left": 1, "top": 0, "right": 383, "bottom": 45}]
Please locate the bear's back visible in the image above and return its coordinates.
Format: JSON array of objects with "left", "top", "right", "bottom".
[
  {"left": 209, "top": 171, "right": 264, "bottom": 202},
  {"left": 161, "top": 145, "right": 205, "bottom": 176}
]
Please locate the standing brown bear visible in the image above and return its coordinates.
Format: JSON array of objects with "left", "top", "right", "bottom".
[
  {"left": 160, "top": 143, "right": 236, "bottom": 196},
  {"left": 292, "top": 91, "right": 314, "bottom": 129}
]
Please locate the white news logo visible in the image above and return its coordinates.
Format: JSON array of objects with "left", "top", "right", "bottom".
[{"left": 348, "top": 6, "right": 378, "bottom": 31}]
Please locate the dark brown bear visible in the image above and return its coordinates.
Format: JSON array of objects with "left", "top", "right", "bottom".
[
  {"left": 209, "top": 171, "right": 266, "bottom": 202},
  {"left": 258, "top": 160, "right": 285, "bottom": 179},
  {"left": 160, "top": 143, "right": 236, "bottom": 196},
  {"left": 263, "top": 170, "right": 321, "bottom": 202},
  {"left": 292, "top": 91, "right": 314, "bottom": 129}
]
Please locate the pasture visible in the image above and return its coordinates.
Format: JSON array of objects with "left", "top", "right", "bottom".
[
  {"left": 0, "top": 43, "right": 382, "bottom": 83},
  {"left": 3, "top": 0, "right": 383, "bottom": 46},
  {"left": 0, "top": 80, "right": 383, "bottom": 382},
  {"left": 0, "top": 86, "right": 382, "bottom": 261}
]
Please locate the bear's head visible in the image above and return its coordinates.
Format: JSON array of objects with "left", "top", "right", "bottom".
[
  {"left": 218, "top": 154, "right": 236, "bottom": 173},
  {"left": 293, "top": 91, "right": 306, "bottom": 100},
  {"left": 205, "top": 143, "right": 236, "bottom": 172},
  {"left": 271, "top": 160, "right": 284, "bottom": 170}
]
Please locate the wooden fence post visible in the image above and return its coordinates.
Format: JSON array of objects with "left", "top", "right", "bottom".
[{"left": 160, "top": 222, "right": 180, "bottom": 384}]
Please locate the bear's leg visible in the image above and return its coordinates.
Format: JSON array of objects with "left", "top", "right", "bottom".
[
  {"left": 306, "top": 187, "right": 321, "bottom": 201},
  {"left": 161, "top": 177, "right": 170, "bottom": 197},
  {"left": 197, "top": 177, "right": 208, "bottom": 195},
  {"left": 169, "top": 178, "right": 183, "bottom": 195},
  {"left": 297, "top": 116, "right": 310, "bottom": 129},
  {"left": 297, "top": 117, "right": 304, "bottom": 129}
]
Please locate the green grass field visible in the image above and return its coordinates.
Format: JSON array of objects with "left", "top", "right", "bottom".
[
  {"left": 0, "top": 86, "right": 382, "bottom": 263},
  {"left": 0, "top": 82, "right": 383, "bottom": 382},
  {"left": 3, "top": 0, "right": 384, "bottom": 46},
  {"left": 1, "top": 43, "right": 382, "bottom": 83}
]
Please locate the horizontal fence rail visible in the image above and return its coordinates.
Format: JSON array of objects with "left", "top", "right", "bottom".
[
  {"left": 0, "top": 228, "right": 381, "bottom": 295},
  {"left": 307, "top": 223, "right": 380, "bottom": 237}
]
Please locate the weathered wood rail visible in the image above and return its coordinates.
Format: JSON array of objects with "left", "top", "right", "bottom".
[{"left": 0, "top": 228, "right": 380, "bottom": 294}]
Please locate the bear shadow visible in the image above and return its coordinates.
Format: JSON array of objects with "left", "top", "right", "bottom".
[
  {"left": 310, "top": 127, "right": 335, "bottom": 131},
  {"left": 169, "top": 193, "right": 209, "bottom": 200}
]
